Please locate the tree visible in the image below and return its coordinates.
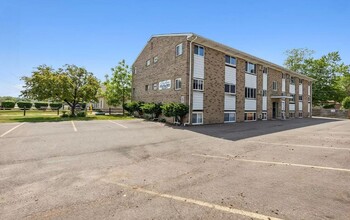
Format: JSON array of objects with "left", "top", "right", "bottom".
[
  {"left": 161, "top": 103, "right": 189, "bottom": 124},
  {"left": 103, "top": 60, "right": 132, "bottom": 115},
  {"left": 21, "top": 64, "right": 100, "bottom": 116},
  {"left": 342, "top": 97, "right": 350, "bottom": 109},
  {"left": 284, "top": 49, "right": 350, "bottom": 105}
]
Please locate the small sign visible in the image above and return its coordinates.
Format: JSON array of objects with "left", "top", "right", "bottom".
[
  {"left": 159, "top": 80, "right": 171, "bottom": 90},
  {"left": 331, "top": 109, "right": 336, "bottom": 113},
  {"left": 180, "top": 96, "right": 185, "bottom": 103}
]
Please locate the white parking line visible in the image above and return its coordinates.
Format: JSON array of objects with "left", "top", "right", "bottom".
[
  {"left": 111, "top": 182, "right": 282, "bottom": 220},
  {"left": 246, "top": 140, "right": 350, "bottom": 151},
  {"left": 192, "top": 153, "right": 350, "bottom": 173},
  {"left": 71, "top": 120, "right": 77, "bottom": 132},
  {"left": 0, "top": 123, "right": 25, "bottom": 138},
  {"left": 108, "top": 120, "right": 128, "bottom": 128}
]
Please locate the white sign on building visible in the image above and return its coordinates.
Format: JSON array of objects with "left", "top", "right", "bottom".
[{"left": 159, "top": 80, "right": 171, "bottom": 90}]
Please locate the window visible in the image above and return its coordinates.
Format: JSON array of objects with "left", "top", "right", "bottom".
[
  {"left": 263, "top": 90, "right": 267, "bottom": 96},
  {"left": 175, "top": 78, "right": 181, "bottom": 90},
  {"left": 273, "top": 81, "right": 278, "bottom": 91},
  {"left": 153, "top": 83, "right": 157, "bottom": 91},
  {"left": 146, "top": 59, "right": 151, "bottom": 66},
  {"left": 225, "top": 55, "right": 236, "bottom": 66},
  {"left": 132, "top": 88, "right": 135, "bottom": 95},
  {"left": 282, "top": 73, "right": 285, "bottom": 79},
  {"left": 133, "top": 66, "right": 137, "bottom": 74},
  {"left": 289, "top": 112, "right": 295, "bottom": 118},
  {"left": 193, "top": 79, "right": 204, "bottom": 91},
  {"left": 153, "top": 56, "right": 158, "bottom": 63},
  {"left": 145, "top": 85, "right": 149, "bottom": 91},
  {"left": 299, "top": 112, "right": 303, "bottom": 118},
  {"left": 194, "top": 45, "right": 204, "bottom": 56},
  {"left": 225, "top": 84, "right": 236, "bottom": 94},
  {"left": 263, "top": 67, "right": 268, "bottom": 74},
  {"left": 245, "top": 87, "right": 257, "bottom": 99},
  {"left": 244, "top": 112, "right": 256, "bottom": 121},
  {"left": 299, "top": 95, "right": 303, "bottom": 101},
  {"left": 299, "top": 79, "right": 303, "bottom": 84},
  {"left": 262, "top": 112, "right": 267, "bottom": 120},
  {"left": 176, "top": 43, "right": 183, "bottom": 56},
  {"left": 308, "top": 96, "right": 311, "bottom": 102},
  {"left": 245, "top": 62, "right": 256, "bottom": 74},
  {"left": 290, "top": 77, "right": 295, "bottom": 84},
  {"left": 290, "top": 94, "right": 295, "bottom": 103},
  {"left": 224, "top": 112, "right": 236, "bottom": 123},
  {"left": 192, "top": 112, "right": 203, "bottom": 124}
]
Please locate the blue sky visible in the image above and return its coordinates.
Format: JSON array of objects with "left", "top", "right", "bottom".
[{"left": 1, "top": 0, "right": 349, "bottom": 97}]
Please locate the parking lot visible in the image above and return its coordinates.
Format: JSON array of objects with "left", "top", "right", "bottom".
[{"left": 1, "top": 118, "right": 350, "bottom": 220}]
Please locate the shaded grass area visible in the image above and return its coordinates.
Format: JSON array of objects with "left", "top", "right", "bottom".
[{"left": 0, "top": 110, "right": 132, "bottom": 123}]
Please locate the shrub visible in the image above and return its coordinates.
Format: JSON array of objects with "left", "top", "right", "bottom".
[
  {"left": 50, "top": 103, "right": 63, "bottom": 110},
  {"left": 342, "top": 97, "right": 350, "bottom": 109},
  {"left": 61, "top": 111, "right": 69, "bottom": 118},
  {"left": 323, "top": 104, "right": 335, "bottom": 109},
  {"left": 17, "top": 102, "right": 33, "bottom": 109},
  {"left": 76, "top": 111, "right": 86, "bottom": 117},
  {"left": 34, "top": 102, "right": 48, "bottom": 109},
  {"left": 123, "top": 101, "right": 144, "bottom": 116},
  {"left": 1, "top": 101, "right": 15, "bottom": 109},
  {"left": 141, "top": 102, "right": 162, "bottom": 119},
  {"left": 161, "top": 103, "right": 189, "bottom": 124}
]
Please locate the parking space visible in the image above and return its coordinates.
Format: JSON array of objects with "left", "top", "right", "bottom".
[{"left": 0, "top": 118, "right": 350, "bottom": 219}]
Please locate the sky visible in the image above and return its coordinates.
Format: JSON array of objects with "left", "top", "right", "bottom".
[{"left": 0, "top": 0, "right": 349, "bottom": 97}]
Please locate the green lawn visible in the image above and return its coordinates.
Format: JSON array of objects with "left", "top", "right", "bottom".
[{"left": 0, "top": 110, "right": 132, "bottom": 123}]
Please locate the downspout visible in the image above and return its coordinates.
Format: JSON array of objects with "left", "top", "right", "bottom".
[
  {"left": 310, "top": 82, "right": 313, "bottom": 118},
  {"left": 184, "top": 35, "right": 197, "bottom": 126}
]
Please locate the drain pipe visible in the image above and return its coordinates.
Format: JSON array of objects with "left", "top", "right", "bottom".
[{"left": 184, "top": 35, "right": 197, "bottom": 126}]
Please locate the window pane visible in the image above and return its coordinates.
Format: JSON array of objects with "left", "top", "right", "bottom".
[
  {"left": 225, "top": 84, "right": 229, "bottom": 93},
  {"left": 225, "top": 55, "right": 230, "bottom": 63},
  {"left": 230, "top": 85, "right": 235, "bottom": 93},
  {"left": 224, "top": 113, "right": 229, "bottom": 122},
  {"left": 199, "top": 47, "right": 204, "bottom": 56},
  {"left": 192, "top": 113, "right": 197, "bottom": 123},
  {"left": 194, "top": 45, "right": 198, "bottom": 55},
  {"left": 198, "top": 114, "right": 203, "bottom": 123}
]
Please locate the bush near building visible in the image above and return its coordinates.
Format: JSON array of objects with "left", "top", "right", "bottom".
[
  {"left": 123, "top": 101, "right": 144, "bottom": 116},
  {"left": 141, "top": 103, "right": 162, "bottom": 119},
  {"left": 161, "top": 103, "right": 189, "bottom": 124}
]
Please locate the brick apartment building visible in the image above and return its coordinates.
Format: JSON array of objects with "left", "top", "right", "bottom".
[{"left": 132, "top": 33, "right": 314, "bottom": 125}]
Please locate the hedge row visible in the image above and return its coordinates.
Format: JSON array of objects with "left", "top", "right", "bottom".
[
  {"left": 123, "top": 101, "right": 189, "bottom": 124},
  {"left": 0, "top": 101, "right": 63, "bottom": 109}
]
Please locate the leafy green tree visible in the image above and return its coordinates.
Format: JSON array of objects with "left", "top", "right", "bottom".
[
  {"left": 161, "top": 103, "right": 189, "bottom": 124},
  {"left": 342, "top": 97, "right": 350, "bottom": 109},
  {"left": 103, "top": 60, "right": 132, "bottom": 115},
  {"left": 21, "top": 64, "right": 100, "bottom": 116},
  {"left": 284, "top": 50, "right": 350, "bottom": 105},
  {"left": 141, "top": 103, "right": 162, "bottom": 119}
]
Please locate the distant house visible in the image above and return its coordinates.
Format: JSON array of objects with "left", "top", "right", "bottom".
[{"left": 91, "top": 85, "right": 114, "bottom": 110}]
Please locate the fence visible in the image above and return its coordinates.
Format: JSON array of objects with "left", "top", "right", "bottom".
[{"left": 312, "top": 108, "right": 350, "bottom": 119}]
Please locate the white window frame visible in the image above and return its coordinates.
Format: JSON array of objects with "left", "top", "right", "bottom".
[
  {"left": 245, "top": 62, "right": 256, "bottom": 74},
  {"left": 290, "top": 77, "right": 295, "bottom": 85},
  {"left": 245, "top": 87, "right": 257, "bottom": 99},
  {"left": 176, "top": 43, "right": 183, "bottom": 56},
  {"left": 262, "top": 90, "right": 267, "bottom": 97},
  {"left": 262, "top": 112, "right": 267, "bottom": 120},
  {"left": 146, "top": 59, "right": 151, "bottom": 66},
  {"left": 225, "top": 83, "right": 236, "bottom": 94},
  {"left": 263, "top": 67, "right": 268, "bottom": 74},
  {"left": 133, "top": 66, "right": 137, "bottom": 74},
  {"left": 193, "top": 78, "right": 204, "bottom": 91},
  {"left": 192, "top": 112, "right": 203, "bottom": 125},
  {"left": 153, "top": 83, "right": 157, "bottom": 91},
  {"left": 273, "top": 81, "right": 278, "bottom": 91},
  {"left": 244, "top": 112, "right": 257, "bottom": 121},
  {"left": 298, "top": 112, "right": 303, "bottom": 118},
  {"left": 153, "top": 56, "right": 158, "bottom": 63},
  {"left": 175, "top": 78, "right": 181, "bottom": 90},
  {"left": 225, "top": 55, "right": 236, "bottom": 66},
  {"left": 290, "top": 94, "right": 296, "bottom": 103},
  {"left": 224, "top": 112, "right": 236, "bottom": 123},
  {"left": 194, "top": 45, "right": 204, "bottom": 56}
]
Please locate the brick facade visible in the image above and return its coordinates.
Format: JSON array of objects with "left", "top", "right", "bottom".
[{"left": 132, "top": 34, "right": 313, "bottom": 125}]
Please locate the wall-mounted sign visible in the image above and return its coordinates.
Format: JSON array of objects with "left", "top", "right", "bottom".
[{"left": 159, "top": 80, "right": 171, "bottom": 90}]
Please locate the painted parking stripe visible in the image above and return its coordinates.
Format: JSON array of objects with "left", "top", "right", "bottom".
[
  {"left": 0, "top": 123, "right": 25, "bottom": 138},
  {"left": 246, "top": 140, "right": 350, "bottom": 151},
  {"left": 192, "top": 153, "right": 350, "bottom": 173},
  {"left": 71, "top": 120, "right": 77, "bottom": 132},
  {"left": 108, "top": 120, "right": 128, "bottom": 128},
  {"left": 111, "top": 182, "right": 282, "bottom": 220}
]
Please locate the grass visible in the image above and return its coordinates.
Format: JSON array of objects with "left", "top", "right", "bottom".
[{"left": 0, "top": 109, "right": 132, "bottom": 123}]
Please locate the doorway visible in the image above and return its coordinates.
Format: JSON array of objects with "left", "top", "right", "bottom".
[{"left": 272, "top": 102, "right": 278, "bottom": 119}]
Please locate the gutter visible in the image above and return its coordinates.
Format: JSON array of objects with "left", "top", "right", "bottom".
[{"left": 184, "top": 35, "right": 197, "bottom": 126}]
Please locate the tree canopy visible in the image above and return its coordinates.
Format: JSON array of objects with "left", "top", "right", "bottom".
[
  {"left": 21, "top": 64, "right": 100, "bottom": 116},
  {"left": 284, "top": 49, "right": 350, "bottom": 106},
  {"left": 103, "top": 60, "right": 132, "bottom": 114}
]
